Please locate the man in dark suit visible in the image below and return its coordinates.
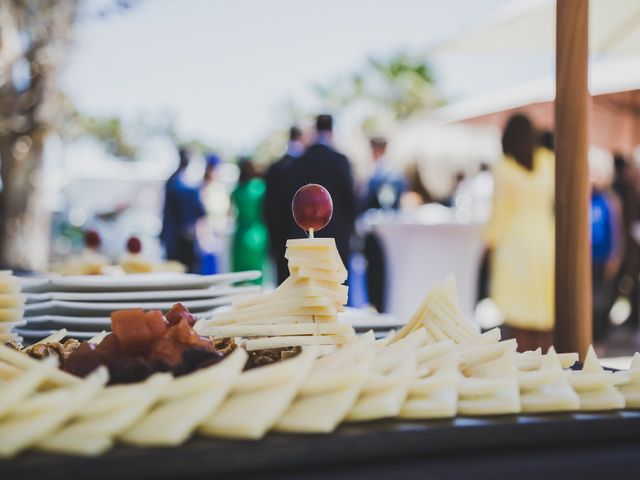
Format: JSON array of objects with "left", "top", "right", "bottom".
[
  {"left": 264, "top": 126, "right": 304, "bottom": 284},
  {"left": 286, "top": 115, "right": 356, "bottom": 276}
]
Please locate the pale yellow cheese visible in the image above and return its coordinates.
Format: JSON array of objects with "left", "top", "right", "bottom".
[
  {"left": 243, "top": 334, "right": 354, "bottom": 351},
  {"left": 275, "top": 348, "right": 372, "bottom": 433},
  {"left": 38, "top": 374, "right": 172, "bottom": 454},
  {"left": 0, "top": 294, "right": 26, "bottom": 308},
  {"left": 457, "top": 391, "right": 520, "bottom": 415},
  {"left": 0, "top": 343, "right": 79, "bottom": 387},
  {"left": 459, "top": 339, "right": 518, "bottom": 371},
  {"left": 205, "top": 323, "right": 354, "bottom": 338},
  {"left": 520, "top": 383, "right": 579, "bottom": 413},
  {"left": 615, "top": 353, "right": 640, "bottom": 408},
  {"left": 0, "top": 308, "right": 24, "bottom": 323},
  {"left": 400, "top": 389, "right": 458, "bottom": 419},
  {"left": 286, "top": 255, "right": 341, "bottom": 271},
  {"left": 200, "top": 347, "right": 316, "bottom": 439},
  {"left": 457, "top": 350, "right": 521, "bottom": 416},
  {"left": 0, "top": 357, "right": 57, "bottom": 419},
  {"left": 88, "top": 331, "right": 108, "bottom": 345},
  {"left": 286, "top": 238, "right": 336, "bottom": 249},
  {"left": 121, "top": 348, "right": 247, "bottom": 446},
  {"left": 289, "top": 266, "right": 347, "bottom": 283},
  {"left": 8, "top": 387, "right": 70, "bottom": 417},
  {"left": 233, "top": 351, "right": 312, "bottom": 393},
  {"left": 401, "top": 353, "right": 459, "bottom": 419},
  {"left": 0, "top": 368, "right": 107, "bottom": 458},
  {"left": 569, "top": 346, "right": 626, "bottom": 411},
  {"left": 34, "top": 329, "right": 68, "bottom": 345},
  {"left": 0, "top": 276, "right": 20, "bottom": 294},
  {"left": 285, "top": 246, "right": 341, "bottom": 261},
  {"left": 347, "top": 357, "right": 416, "bottom": 421}
]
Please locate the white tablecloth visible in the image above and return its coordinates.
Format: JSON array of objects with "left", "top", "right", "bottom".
[{"left": 372, "top": 221, "right": 485, "bottom": 325}]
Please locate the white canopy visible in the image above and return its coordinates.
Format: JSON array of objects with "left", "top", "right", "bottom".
[
  {"left": 431, "top": 0, "right": 640, "bottom": 55},
  {"left": 431, "top": 56, "right": 640, "bottom": 123}
]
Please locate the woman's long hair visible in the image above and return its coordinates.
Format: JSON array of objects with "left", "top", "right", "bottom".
[{"left": 502, "top": 113, "right": 535, "bottom": 171}]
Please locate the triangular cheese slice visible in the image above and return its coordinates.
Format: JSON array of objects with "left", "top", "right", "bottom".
[
  {"left": 200, "top": 347, "right": 316, "bottom": 439},
  {"left": 121, "top": 348, "right": 247, "bottom": 446}
]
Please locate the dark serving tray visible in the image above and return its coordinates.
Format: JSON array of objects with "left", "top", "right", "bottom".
[{"left": 4, "top": 411, "right": 640, "bottom": 480}]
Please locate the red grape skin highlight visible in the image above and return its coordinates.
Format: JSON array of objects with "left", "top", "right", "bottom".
[{"left": 291, "top": 184, "right": 334, "bottom": 234}]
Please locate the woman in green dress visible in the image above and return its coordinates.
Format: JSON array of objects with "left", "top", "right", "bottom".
[{"left": 231, "top": 158, "right": 268, "bottom": 284}]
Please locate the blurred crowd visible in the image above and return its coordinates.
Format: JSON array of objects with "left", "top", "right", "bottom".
[{"left": 159, "top": 112, "right": 640, "bottom": 351}]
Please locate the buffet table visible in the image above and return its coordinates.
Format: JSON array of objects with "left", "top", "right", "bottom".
[
  {"left": 5, "top": 411, "right": 640, "bottom": 480},
  {"left": 372, "top": 219, "right": 485, "bottom": 323}
]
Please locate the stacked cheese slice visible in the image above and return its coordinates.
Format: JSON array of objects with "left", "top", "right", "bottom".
[
  {"left": 569, "top": 346, "right": 626, "bottom": 411},
  {"left": 201, "top": 346, "right": 317, "bottom": 439},
  {"left": 400, "top": 340, "right": 459, "bottom": 419},
  {"left": 0, "top": 272, "right": 26, "bottom": 344},
  {"left": 0, "top": 358, "right": 107, "bottom": 458},
  {"left": 201, "top": 238, "right": 355, "bottom": 350},
  {"left": 0, "top": 340, "right": 251, "bottom": 456},
  {"left": 615, "top": 353, "right": 640, "bottom": 408},
  {"left": 390, "top": 274, "right": 480, "bottom": 346},
  {"left": 517, "top": 347, "right": 580, "bottom": 413},
  {"left": 345, "top": 329, "right": 422, "bottom": 421},
  {"left": 276, "top": 333, "right": 374, "bottom": 432},
  {"left": 457, "top": 339, "right": 521, "bottom": 415}
]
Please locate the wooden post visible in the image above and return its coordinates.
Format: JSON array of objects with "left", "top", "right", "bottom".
[{"left": 554, "top": 0, "right": 591, "bottom": 358}]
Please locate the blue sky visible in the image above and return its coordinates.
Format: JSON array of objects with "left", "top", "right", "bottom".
[{"left": 60, "top": 0, "right": 554, "bottom": 151}]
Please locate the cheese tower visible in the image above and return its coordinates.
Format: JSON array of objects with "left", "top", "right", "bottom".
[
  {"left": 569, "top": 345, "right": 626, "bottom": 411},
  {"left": 518, "top": 347, "right": 579, "bottom": 413},
  {"left": 202, "top": 184, "right": 355, "bottom": 350},
  {"left": 0, "top": 272, "right": 26, "bottom": 344},
  {"left": 615, "top": 353, "right": 640, "bottom": 408},
  {"left": 203, "top": 240, "right": 354, "bottom": 349}
]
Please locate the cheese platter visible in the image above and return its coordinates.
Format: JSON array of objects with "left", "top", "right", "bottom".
[{"left": 2, "top": 184, "right": 640, "bottom": 478}]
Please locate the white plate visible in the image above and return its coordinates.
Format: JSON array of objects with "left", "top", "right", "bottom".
[
  {"left": 24, "top": 296, "right": 241, "bottom": 316},
  {"left": 23, "top": 308, "right": 222, "bottom": 330},
  {"left": 21, "top": 271, "right": 261, "bottom": 293},
  {"left": 25, "top": 284, "right": 260, "bottom": 303},
  {"left": 338, "top": 308, "right": 401, "bottom": 331}
]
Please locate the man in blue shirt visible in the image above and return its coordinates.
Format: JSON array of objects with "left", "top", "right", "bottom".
[
  {"left": 160, "top": 147, "right": 206, "bottom": 273},
  {"left": 359, "top": 136, "right": 406, "bottom": 312}
]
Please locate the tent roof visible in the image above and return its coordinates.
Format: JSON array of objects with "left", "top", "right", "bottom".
[
  {"left": 430, "top": 57, "right": 640, "bottom": 124},
  {"left": 430, "top": 0, "right": 640, "bottom": 55}
]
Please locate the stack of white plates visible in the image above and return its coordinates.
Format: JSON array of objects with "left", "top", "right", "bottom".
[{"left": 17, "top": 271, "right": 261, "bottom": 342}]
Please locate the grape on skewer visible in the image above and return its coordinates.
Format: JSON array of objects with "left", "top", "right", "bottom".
[{"left": 291, "top": 184, "right": 333, "bottom": 238}]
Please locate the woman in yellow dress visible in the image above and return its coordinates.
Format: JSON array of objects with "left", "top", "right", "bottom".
[{"left": 484, "top": 114, "right": 555, "bottom": 352}]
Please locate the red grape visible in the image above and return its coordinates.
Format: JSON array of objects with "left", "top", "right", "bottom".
[
  {"left": 84, "top": 229, "right": 101, "bottom": 249},
  {"left": 126, "top": 236, "right": 142, "bottom": 254},
  {"left": 292, "top": 184, "right": 333, "bottom": 233}
]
